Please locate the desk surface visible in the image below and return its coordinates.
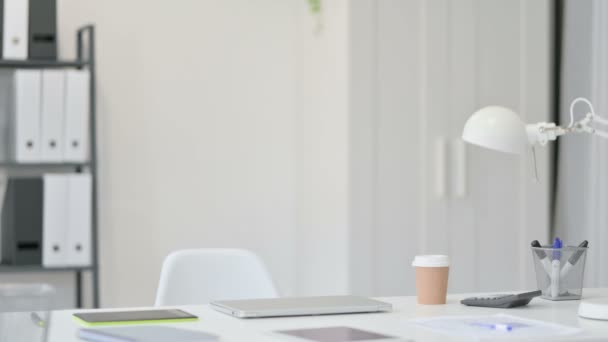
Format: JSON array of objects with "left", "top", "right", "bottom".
[{"left": 48, "top": 288, "right": 608, "bottom": 341}]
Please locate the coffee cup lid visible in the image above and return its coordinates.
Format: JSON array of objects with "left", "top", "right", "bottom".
[{"left": 412, "top": 255, "right": 450, "bottom": 267}]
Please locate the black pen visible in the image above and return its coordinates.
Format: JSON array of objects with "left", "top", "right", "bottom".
[
  {"left": 531, "top": 240, "right": 545, "bottom": 258},
  {"left": 560, "top": 240, "right": 588, "bottom": 278},
  {"left": 531, "top": 240, "right": 552, "bottom": 275}
]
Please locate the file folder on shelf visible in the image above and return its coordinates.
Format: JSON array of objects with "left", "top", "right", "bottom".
[
  {"left": 1, "top": 178, "right": 43, "bottom": 265},
  {"left": 40, "top": 70, "right": 64, "bottom": 161},
  {"left": 0, "top": 69, "right": 42, "bottom": 162},
  {"left": 14, "top": 69, "right": 42, "bottom": 162},
  {"left": 42, "top": 173, "right": 92, "bottom": 267},
  {"left": 42, "top": 174, "right": 68, "bottom": 267},
  {"left": 0, "top": 0, "right": 4, "bottom": 57},
  {"left": 63, "top": 70, "right": 90, "bottom": 162},
  {"left": 66, "top": 173, "right": 92, "bottom": 266},
  {"left": 2, "top": 0, "right": 29, "bottom": 59},
  {"left": 28, "top": 0, "right": 56, "bottom": 60},
  {"left": 0, "top": 69, "right": 9, "bottom": 162}
]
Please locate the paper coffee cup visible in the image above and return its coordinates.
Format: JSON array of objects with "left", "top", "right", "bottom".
[{"left": 412, "top": 255, "right": 450, "bottom": 305}]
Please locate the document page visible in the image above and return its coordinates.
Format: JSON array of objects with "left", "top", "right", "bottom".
[{"left": 413, "top": 314, "right": 581, "bottom": 339}]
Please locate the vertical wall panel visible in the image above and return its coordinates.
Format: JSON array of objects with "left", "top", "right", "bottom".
[
  {"left": 520, "top": 0, "right": 551, "bottom": 289},
  {"left": 555, "top": 0, "right": 595, "bottom": 287},
  {"left": 295, "top": 0, "right": 351, "bottom": 296},
  {"left": 422, "top": 0, "right": 450, "bottom": 256},
  {"left": 349, "top": 0, "right": 377, "bottom": 295},
  {"left": 596, "top": 0, "right": 608, "bottom": 286},
  {"left": 474, "top": 0, "right": 525, "bottom": 291},
  {"left": 373, "top": 0, "right": 423, "bottom": 296},
  {"left": 447, "top": 0, "right": 479, "bottom": 292},
  {"left": 584, "top": 0, "right": 608, "bottom": 287},
  {"left": 557, "top": 0, "right": 608, "bottom": 288},
  {"left": 367, "top": 0, "right": 550, "bottom": 295}
]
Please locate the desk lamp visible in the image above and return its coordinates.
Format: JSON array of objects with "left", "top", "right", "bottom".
[{"left": 462, "top": 97, "right": 608, "bottom": 321}]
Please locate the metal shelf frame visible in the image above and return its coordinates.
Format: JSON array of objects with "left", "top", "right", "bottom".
[
  {"left": 0, "top": 25, "right": 99, "bottom": 308},
  {"left": 0, "top": 59, "right": 87, "bottom": 68},
  {"left": 0, "top": 265, "right": 93, "bottom": 273}
]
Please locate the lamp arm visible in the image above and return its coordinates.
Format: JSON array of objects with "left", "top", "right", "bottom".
[
  {"left": 590, "top": 112, "right": 608, "bottom": 126},
  {"left": 526, "top": 122, "right": 567, "bottom": 146},
  {"left": 592, "top": 129, "right": 608, "bottom": 139},
  {"left": 567, "top": 97, "right": 608, "bottom": 137},
  {"left": 568, "top": 97, "right": 597, "bottom": 128},
  {"left": 527, "top": 97, "right": 608, "bottom": 146},
  {"left": 565, "top": 112, "right": 608, "bottom": 138}
]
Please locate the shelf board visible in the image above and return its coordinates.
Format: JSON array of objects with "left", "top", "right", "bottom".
[
  {"left": 0, "top": 162, "right": 89, "bottom": 168},
  {"left": 0, "top": 59, "right": 88, "bottom": 69},
  {"left": 0, "top": 265, "right": 93, "bottom": 273}
]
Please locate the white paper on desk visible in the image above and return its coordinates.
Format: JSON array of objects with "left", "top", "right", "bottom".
[{"left": 413, "top": 314, "right": 581, "bottom": 339}]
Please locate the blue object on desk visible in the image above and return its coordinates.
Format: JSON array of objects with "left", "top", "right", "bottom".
[
  {"left": 552, "top": 237, "right": 563, "bottom": 260},
  {"left": 470, "top": 322, "right": 529, "bottom": 332},
  {"left": 472, "top": 323, "right": 513, "bottom": 331},
  {"left": 550, "top": 237, "right": 563, "bottom": 298}
]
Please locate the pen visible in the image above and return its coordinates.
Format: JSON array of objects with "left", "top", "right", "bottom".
[
  {"left": 551, "top": 237, "right": 562, "bottom": 298},
  {"left": 531, "top": 240, "right": 552, "bottom": 276},
  {"left": 560, "top": 240, "right": 588, "bottom": 279},
  {"left": 471, "top": 323, "right": 513, "bottom": 332},
  {"left": 492, "top": 324, "right": 512, "bottom": 332}
]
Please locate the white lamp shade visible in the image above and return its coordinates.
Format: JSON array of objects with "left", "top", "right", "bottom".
[{"left": 462, "top": 106, "right": 528, "bottom": 154}]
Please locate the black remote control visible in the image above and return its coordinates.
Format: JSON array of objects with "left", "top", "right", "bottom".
[{"left": 460, "top": 290, "right": 542, "bottom": 308}]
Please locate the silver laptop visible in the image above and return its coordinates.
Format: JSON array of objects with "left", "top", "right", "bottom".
[{"left": 209, "top": 295, "right": 392, "bottom": 318}]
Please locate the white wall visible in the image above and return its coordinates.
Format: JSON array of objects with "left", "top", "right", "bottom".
[
  {"left": 57, "top": 0, "right": 358, "bottom": 307},
  {"left": 58, "top": 0, "right": 301, "bottom": 307},
  {"left": 52, "top": 0, "right": 552, "bottom": 307}
]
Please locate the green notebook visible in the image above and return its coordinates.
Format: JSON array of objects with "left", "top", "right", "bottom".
[{"left": 73, "top": 309, "right": 198, "bottom": 327}]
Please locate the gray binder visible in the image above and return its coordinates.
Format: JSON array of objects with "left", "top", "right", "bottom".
[
  {"left": 28, "top": 0, "right": 57, "bottom": 60},
  {"left": 1, "top": 178, "right": 43, "bottom": 265}
]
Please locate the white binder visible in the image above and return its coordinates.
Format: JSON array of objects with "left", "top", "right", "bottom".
[
  {"left": 63, "top": 70, "right": 90, "bottom": 162},
  {"left": 0, "top": 71, "right": 11, "bottom": 161},
  {"left": 2, "top": 0, "right": 29, "bottom": 59},
  {"left": 40, "top": 70, "right": 65, "bottom": 162},
  {"left": 66, "top": 173, "right": 92, "bottom": 266},
  {"left": 42, "top": 174, "right": 69, "bottom": 267},
  {"left": 13, "top": 69, "right": 42, "bottom": 162}
]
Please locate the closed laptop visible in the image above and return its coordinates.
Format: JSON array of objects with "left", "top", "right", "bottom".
[{"left": 210, "top": 295, "right": 392, "bottom": 318}]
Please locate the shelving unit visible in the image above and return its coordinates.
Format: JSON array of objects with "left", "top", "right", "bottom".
[{"left": 0, "top": 25, "right": 99, "bottom": 308}]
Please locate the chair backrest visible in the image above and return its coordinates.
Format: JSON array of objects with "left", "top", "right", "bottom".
[{"left": 154, "top": 249, "right": 278, "bottom": 306}]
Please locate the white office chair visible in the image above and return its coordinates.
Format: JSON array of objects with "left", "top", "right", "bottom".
[{"left": 154, "top": 248, "right": 279, "bottom": 306}]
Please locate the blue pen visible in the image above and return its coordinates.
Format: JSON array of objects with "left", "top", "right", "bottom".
[
  {"left": 471, "top": 323, "right": 513, "bottom": 332},
  {"left": 552, "top": 237, "right": 563, "bottom": 260},
  {"left": 551, "top": 237, "right": 563, "bottom": 298}
]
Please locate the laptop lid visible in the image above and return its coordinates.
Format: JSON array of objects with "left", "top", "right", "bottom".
[{"left": 210, "top": 295, "right": 392, "bottom": 318}]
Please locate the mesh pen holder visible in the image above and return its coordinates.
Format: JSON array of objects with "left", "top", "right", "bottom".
[
  {"left": 0, "top": 283, "right": 55, "bottom": 342},
  {"left": 531, "top": 246, "right": 588, "bottom": 301}
]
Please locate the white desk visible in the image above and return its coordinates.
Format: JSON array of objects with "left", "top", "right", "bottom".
[{"left": 48, "top": 289, "right": 608, "bottom": 341}]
